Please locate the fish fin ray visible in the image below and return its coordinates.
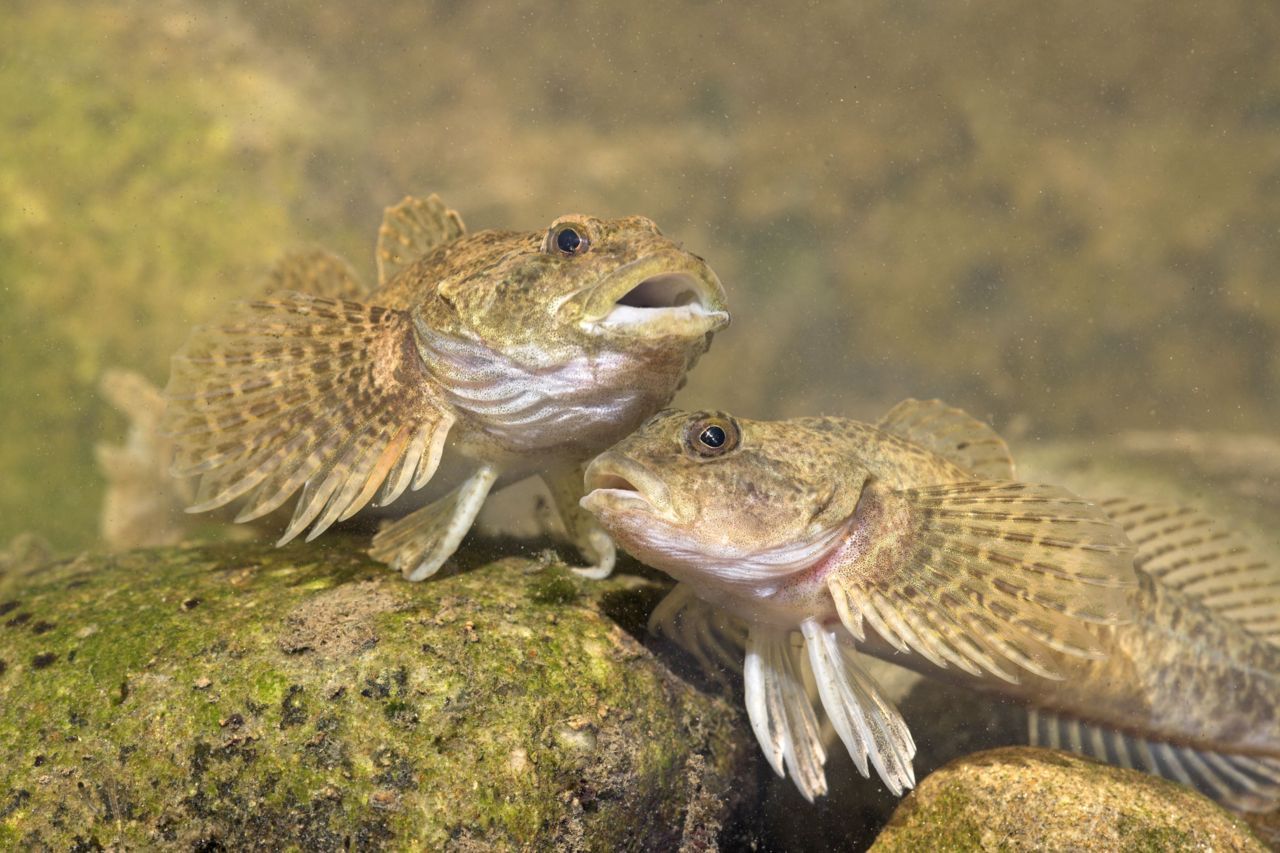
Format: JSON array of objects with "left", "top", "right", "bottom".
[
  {"left": 264, "top": 248, "right": 366, "bottom": 300},
  {"left": 376, "top": 194, "right": 467, "bottom": 286},
  {"left": 877, "top": 399, "right": 1015, "bottom": 480},
  {"left": 799, "top": 620, "right": 916, "bottom": 795},
  {"left": 1099, "top": 497, "right": 1280, "bottom": 647},
  {"left": 368, "top": 465, "right": 497, "bottom": 581},
  {"left": 828, "top": 481, "right": 1136, "bottom": 681},
  {"left": 164, "top": 294, "right": 455, "bottom": 540},
  {"left": 647, "top": 584, "right": 747, "bottom": 677},
  {"left": 1030, "top": 710, "right": 1280, "bottom": 812},
  {"left": 744, "top": 627, "right": 828, "bottom": 801}
]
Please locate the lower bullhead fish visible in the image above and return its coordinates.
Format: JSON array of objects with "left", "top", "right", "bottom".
[{"left": 581, "top": 400, "right": 1280, "bottom": 811}]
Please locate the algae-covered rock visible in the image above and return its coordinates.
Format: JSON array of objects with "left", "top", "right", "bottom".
[
  {"left": 871, "top": 747, "right": 1266, "bottom": 852},
  {"left": 0, "top": 539, "right": 751, "bottom": 849}
]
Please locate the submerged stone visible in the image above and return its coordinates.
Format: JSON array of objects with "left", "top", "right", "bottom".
[
  {"left": 0, "top": 537, "right": 752, "bottom": 849},
  {"left": 871, "top": 746, "right": 1266, "bottom": 852}
]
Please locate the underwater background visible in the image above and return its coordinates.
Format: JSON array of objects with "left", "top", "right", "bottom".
[{"left": 3, "top": 0, "right": 1278, "bottom": 552}]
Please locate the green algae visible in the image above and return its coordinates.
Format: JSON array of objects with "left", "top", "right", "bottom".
[
  {"left": 0, "top": 538, "right": 751, "bottom": 849},
  {"left": 0, "top": 0, "right": 361, "bottom": 550}
]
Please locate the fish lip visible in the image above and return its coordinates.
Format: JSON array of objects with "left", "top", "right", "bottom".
[
  {"left": 580, "top": 452, "right": 677, "bottom": 521},
  {"left": 571, "top": 255, "right": 730, "bottom": 335}
]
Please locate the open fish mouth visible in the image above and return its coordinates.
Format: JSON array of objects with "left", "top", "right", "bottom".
[
  {"left": 580, "top": 452, "right": 676, "bottom": 519},
  {"left": 574, "top": 255, "right": 730, "bottom": 335}
]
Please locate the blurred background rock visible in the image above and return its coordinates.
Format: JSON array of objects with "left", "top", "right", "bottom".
[{"left": 4, "top": 0, "right": 1278, "bottom": 550}]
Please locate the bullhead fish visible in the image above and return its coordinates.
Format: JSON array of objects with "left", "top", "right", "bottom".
[
  {"left": 164, "top": 195, "right": 729, "bottom": 580},
  {"left": 582, "top": 400, "right": 1280, "bottom": 811}
]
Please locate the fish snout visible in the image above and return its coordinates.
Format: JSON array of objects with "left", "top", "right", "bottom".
[
  {"left": 580, "top": 452, "right": 677, "bottom": 520},
  {"left": 568, "top": 255, "right": 730, "bottom": 335}
]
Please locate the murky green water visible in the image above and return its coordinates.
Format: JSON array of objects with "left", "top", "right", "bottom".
[{"left": 3, "top": 0, "right": 1277, "bottom": 552}]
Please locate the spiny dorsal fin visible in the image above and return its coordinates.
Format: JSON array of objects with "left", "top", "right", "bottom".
[
  {"left": 164, "top": 293, "right": 455, "bottom": 544},
  {"left": 264, "top": 248, "right": 366, "bottom": 300},
  {"left": 828, "top": 481, "right": 1138, "bottom": 684},
  {"left": 877, "top": 399, "right": 1014, "bottom": 480},
  {"left": 375, "top": 194, "right": 467, "bottom": 286},
  {"left": 1098, "top": 497, "right": 1280, "bottom": 647},
  {"left": 1028, "top": 708, "right": 1280, "bottom": 812}
]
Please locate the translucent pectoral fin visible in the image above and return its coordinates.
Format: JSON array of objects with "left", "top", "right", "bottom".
[
  {"left": 540, "top": 465, "right": 617, "bottom": 580},
  {"left": 799, "top": 619, "right": 916, "bottom": 796},
  {"left": 829, "top": 481, "right": 1139, "bottom": 684},
  {"left": 647, "top": 584, "right": 748, "bottom": 677},
  {"left": 369, "top": 465, "right": 498, "bottom": 581},
  {"left": 745, "top": 626, "right": 829, "bottom": 802},
  {"left": 1099, "top": 497, "right": 1280, "bottom": 647}
]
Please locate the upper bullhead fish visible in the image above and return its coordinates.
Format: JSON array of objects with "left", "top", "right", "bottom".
[{"left": 164, "top": 194, "right": 729, "bottom": 580}]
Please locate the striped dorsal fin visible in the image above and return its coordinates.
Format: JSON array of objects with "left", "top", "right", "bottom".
[{"left": 877, "top": 399, "right": 1014, "bottom": 480}]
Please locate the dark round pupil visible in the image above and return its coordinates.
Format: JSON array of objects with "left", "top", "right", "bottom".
[
  {"left": 556, "top": 227, "right": 582, "bottom": 254},
  {"left": 699, "top": 425, "right": 727, "bottom": 448}
]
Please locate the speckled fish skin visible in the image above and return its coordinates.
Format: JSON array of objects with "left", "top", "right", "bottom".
[
  {"left": 164, "top": 196, "right": 729, "bottom": 582},
  {"left": 583, "top": 406, "right": 1136, "bottom": 630},
  {"left": 1031, "top": 565, "right": 1278, "bottom": 743},
  {"left": 582, "top": 401, "right": 1280, "bottom": 808}
]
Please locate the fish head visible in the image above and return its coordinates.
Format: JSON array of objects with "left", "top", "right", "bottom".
[
  {"left": 414, "top": 215, "right": 729, "bottom": 365},
  {"left": 581, "top": 409, "right": 867, "bottom": 591}
]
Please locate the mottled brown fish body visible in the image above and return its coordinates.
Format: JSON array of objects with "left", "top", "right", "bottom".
[
  {"left": 852, "top": 575, "right": 1279, "bottom": 758},
  {"left": 380, "top": 221, "right": 723, "bottom": 467},
  {"left": 813, "top": 429, "right": 1279, "bottom": 759},
  {"left": 583, "top": 400, "right": 1280, "bottom": 807}
]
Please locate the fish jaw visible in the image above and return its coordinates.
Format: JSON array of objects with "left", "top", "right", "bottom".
[
  {"left": 561, "top": 253, "right": 730, "bottom": 341},
  {"left": 581, "top": 451, "right": 681, "bottom": 523}
]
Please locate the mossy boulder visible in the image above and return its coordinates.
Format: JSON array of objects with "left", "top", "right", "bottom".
[
  {"left": 870, "top": 747, "right": 1266, "bottom": 852},
  {"left": 0, "top": 538, "right": 752, "bottom": 849}
]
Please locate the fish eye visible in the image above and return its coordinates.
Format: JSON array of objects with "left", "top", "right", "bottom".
[
  {"left": 684, "top": 414, "right": 740, "bottom": 459},
  {"left": 546, "top": 222, "right": 591, "bottom": 257}
]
